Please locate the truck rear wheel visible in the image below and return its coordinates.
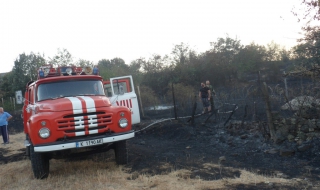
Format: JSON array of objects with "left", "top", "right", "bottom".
[
  {"left": 30, "top": 144, "right": 49, "bottom": 179},
  {"left": 114, "top": 140, "right": 128, "bottom": 165}
]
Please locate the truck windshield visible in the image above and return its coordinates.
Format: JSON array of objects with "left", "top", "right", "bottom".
[{"left": 37, "top": 80, "right": 105, "bottom": 101}]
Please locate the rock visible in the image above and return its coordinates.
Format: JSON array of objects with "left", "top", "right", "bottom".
[
  {"left": 219, "top": 156, "right": 226, "bottom": 161},
  {"left": 306, "top": 132, "right": 316, "bottom": 140},
  {"left": 140, "top": 141, "right": 146, "bottom": 145},
  {"left": 296, "top": 140, "right": 304, "bottom": 145},
  {"left": 280, "top": 149, "right": 295, "bottom": 156},
  {"left": 297, "top": 131, "right": 307, "bottom": 141},
  {"left": 281, "top": 96, "right": 318, "bottom": 111},
  {"left": 240, "top": 134, "right": 248, "bottom": 139},
  {"left": 297, "top": 144, "right": 312, "bottom": 152},
  {"left": 265, "top": 148, "right": 278, "bottom": 154},
  {"left": 316, "top": 120, "right": 320, "bottom": 128},
  {"left": 275, "top": 126, "right": 289, "bottom": 143},
  {"left": 287, "top": 134, "right": 295, "bottom": 142},
  {"left": 300, "top": 124, "right": 309, "bottom": 133},
  {"left": 271, "top": 111, "right": 281, "bottom": 120},
  {"left": 308, "top": 119, "right": 316, "bottom": 128},
  {"left": 285, "top": 118, "right": 291, "bottom": 125}
]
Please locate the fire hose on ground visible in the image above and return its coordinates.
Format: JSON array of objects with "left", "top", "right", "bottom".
[{"left": 134, "top": 97, "right": 238, "bottom": 133}]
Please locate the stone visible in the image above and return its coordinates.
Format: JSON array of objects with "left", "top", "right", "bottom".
[
  {"left": 265, "top": 148, "right": 278, "bottom": 154},
  {"left": 280, "top": 149, "right": 295, "bottom": 156},
  {"left": 300, "top": 124, "right": 309, "bottom": 133},
  {"left": 297, "top": 144, "right": 312, "bottom": 152},
  {"left": 275, "top": 126, "right": 289, "bottom": 143},
  {"left": 287, "top": 134, "right": 295, "bottom": 142},
  {"left": 281, "top": 96, "right": 318, "bottom": 111},
  {"left": 240, "top": 134, "right": 248, "bottom": 139},
  {"left": 140, "top": 141, "right": 146, "bottom": 145},
  {"left": 271, "top": 111, "right": 281, "bottom": 120},
  {"left": 297, "top": 131, "right": 307, "bottom": 141},
  {"left": 285, "top": 118, "right": 291, "bottom": 125},
  {"left": 308, "top": 119, "right": 316, "bottom": 129}
]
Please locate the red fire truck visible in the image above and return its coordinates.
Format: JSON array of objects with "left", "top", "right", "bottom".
[{"left": 23, "top": 65, "right": 138, "bottom": 179}]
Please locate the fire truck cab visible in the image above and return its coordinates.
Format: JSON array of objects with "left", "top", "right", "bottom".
[{"left": 23, "top": 65, "right": 135, "bottom": 179}]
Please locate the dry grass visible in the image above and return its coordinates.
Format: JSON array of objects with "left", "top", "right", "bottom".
[
  {"left": 0, "top": 133, "right": 306, "bottom": 190},
  {"left": 3, "top": 132, "right": 26, "bottom": 156}
]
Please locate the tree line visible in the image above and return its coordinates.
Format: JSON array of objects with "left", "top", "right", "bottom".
[{"left": 0, "top": 34, "right": 317, "bottom": 100}]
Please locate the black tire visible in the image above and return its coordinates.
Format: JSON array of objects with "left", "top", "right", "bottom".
[
  {"left": 30, "top": 144, "right": 49, "bottom": 179},
  {"left": 114, "top": 140, "right": 128, "bottom": 165}
]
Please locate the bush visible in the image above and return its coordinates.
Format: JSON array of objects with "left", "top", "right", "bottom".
[
  {"left": 165, "top": 83, "right": 196, "bottom": 109},
  {"left": 0, "top": 98, "right": 15, "bottom": 112},
  {"left": 137, "top": 85, "right": 160, "bottom": 110}
]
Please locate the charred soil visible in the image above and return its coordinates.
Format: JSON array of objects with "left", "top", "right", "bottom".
[{"left": 2, "top": 114, "right": 320, "bottom": 189}]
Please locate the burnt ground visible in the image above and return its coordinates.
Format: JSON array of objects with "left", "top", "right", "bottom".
[{"left": 2, "top": 113, "right": 320, "bottom": 189}]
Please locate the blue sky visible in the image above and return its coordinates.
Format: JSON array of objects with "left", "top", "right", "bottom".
[{"left": 0, "top": 0, "right": 306, "bottom": 72}]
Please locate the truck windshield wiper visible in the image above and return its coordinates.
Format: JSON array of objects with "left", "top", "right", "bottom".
[
  {"left": 51, "top": 96, "right": 66, "bottom": 100},
  {"left": 77, "top": 94, "right": 105, "bottom": 96},
  {"left": 37, "top": 96, "right": 65, "bottom": 102}
]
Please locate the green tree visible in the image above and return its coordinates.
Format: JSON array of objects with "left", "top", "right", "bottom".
[
  {"left": 170, "top": 43, "right": 199, "bottom": 85},
  {"left": 140, "top": 55, "right": 172, "bottom": 96},
  {"left": 292, "top": 0, "right": 320, "bottom": 22},
  {"left": 171, "top": 43, "right": 191, "bottom": 66},
  {"left": 128, "top": 58, "right": 144, "bottom": 85},
  {"left": 13, "top": 53, "right": 45, "bottom": 92},
  {"left": 98, "top": 58, "right": 130, "bottom": 80},
  {"left": 292, "top": 29, "right": 320, "bottom": 68},
  {"left": 75, "top": 59, "right": 93, "bottom": 67},
  {"left": 97, "top": 59, "right": 111, "bottom": 68},
  {"left": 48, "top": 48, "right": 73, "bottom": 66},
  {"left": 142, "top": 54, "right": 165, "bottom": 73},
  {"left": 235, "top": 43, "right": 267, "bottom": 75},
  {"left": 291, "top": 1, "right": 320, "bottom": 68},
  {"left": 204, "top": 35, "right": 242, "bottom": 84},
  {"left": 0, "top": 72, "right": 14, "bottom": 98}
]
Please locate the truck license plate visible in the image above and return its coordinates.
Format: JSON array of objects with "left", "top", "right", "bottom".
[{"left": 76, "top": 138, "right": 103, "bottom": 147}]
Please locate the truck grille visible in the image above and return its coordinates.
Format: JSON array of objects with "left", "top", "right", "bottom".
[{"left": 56, "top": 112, "right": 112, "bottom": 137}]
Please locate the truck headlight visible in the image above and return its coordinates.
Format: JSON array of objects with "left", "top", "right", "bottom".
[
  {"left": 39, "top": 128, "right": 50, "bottom": 139},
  {"left": 118, "top": 118, "right": 128, "bottom": 128}
]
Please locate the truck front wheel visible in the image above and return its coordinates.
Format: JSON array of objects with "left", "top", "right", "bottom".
[
  {"left": 30, "top": 144, "right": 49, "bottom": 179},
  {"left": 114, "top": 140, "right": 128, "bottom": 165}
]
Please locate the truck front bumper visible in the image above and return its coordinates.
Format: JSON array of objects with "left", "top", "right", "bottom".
[{"left": 25, "top": 131, "right": 134, "bottom": 152}]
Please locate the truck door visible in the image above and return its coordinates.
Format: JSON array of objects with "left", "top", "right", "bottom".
[{"left": 105, "top": 75, "right": 140, "bottom": 125}]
